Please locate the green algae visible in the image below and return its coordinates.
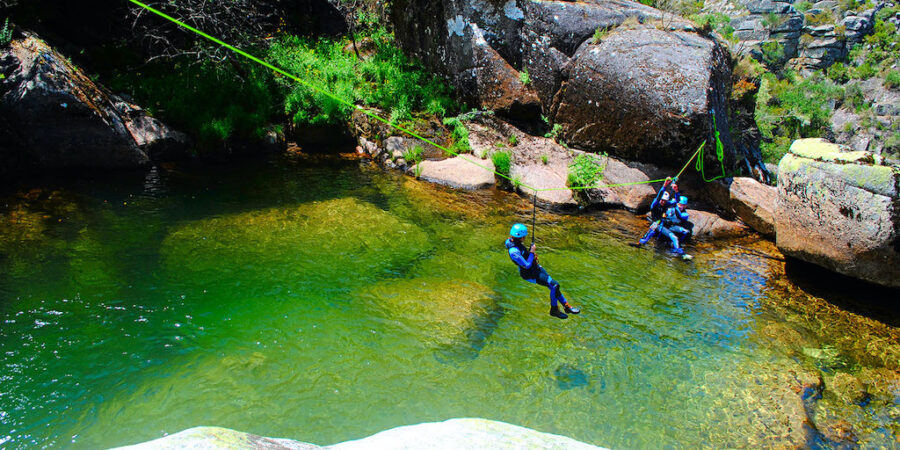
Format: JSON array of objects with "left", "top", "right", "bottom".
[
  {"left": 790, "top": 138, "right": 875, "bottom": 164},
  {"left": 160, "top": 197, "right": 431, "bottom": 287}
]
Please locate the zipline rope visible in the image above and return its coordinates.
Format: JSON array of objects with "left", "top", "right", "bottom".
[{"left": 126, "top": 0, "right": 726, "bottom": 202}]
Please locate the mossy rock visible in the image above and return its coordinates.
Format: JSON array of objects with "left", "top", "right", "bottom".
[
  {"left": 356, "top": 277, "right": 502, "bottom": 363},
  {"left": 161, "top": 197, "right": 431, "bottom": 286}
]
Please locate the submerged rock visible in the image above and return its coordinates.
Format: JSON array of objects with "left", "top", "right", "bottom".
[
  {"left": 161, "top": 198, "right": 431, "bottom": 285},
  {"left": 775, "top": 138, "right": 900, "bottom": 288},
  {"left": 357, "top": 278, "right": 502, "bottom": 363},
  {"left": 826, "top": 372, "right": 868, "bottom": 405},
  {"left": 113, "top": 419, "right": 604, "bottom": 449}
]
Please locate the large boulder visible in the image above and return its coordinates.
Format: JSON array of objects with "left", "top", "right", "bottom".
[
  {"left": 391, "top": 0, "right": 740, "bottom": 169},
  {"left": 775, "top": 139, "right": 900, "bottom": 288},
  {"left": 550, "top": 26, "right": 735, "bottom": 167},
  {"left": 729, "top": 177, "right": 777, "bottom": 237},
  {"left": 0, "top": 34, "right": 182, "bottom": 170},
  {"left": 413, "top": 154, "right": 497, "bottom": 190},
  {"left": 114, "top": 419, "right": 604, "bottom": 449}
]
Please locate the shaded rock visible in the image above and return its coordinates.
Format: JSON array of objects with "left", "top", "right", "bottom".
[
  {"left": 551, "top": 27, "right": 737, "bottom": 168},
  {"left": 114, "top": 419, "right": 603, "bottom": 449},
  {"left": 113, "top": 100, "right": 189, "bottom": 160},
  {"left": 0, "top": 34, "right": 150, "bottom": 169},
  {"left": 775, "top": 138, "right": 900, "bottom": 288},
  {"left": 827, "top": 372, "right": 867, "bottom": 404},
  {"left": 689, "top": 209, "right": 749, "bottom": 238},
  {"left": 413, "top": 154, "right": 496, "bottom": 190},
  {"left": 729, "top": 177, "right": 777, "bottom": 237}
]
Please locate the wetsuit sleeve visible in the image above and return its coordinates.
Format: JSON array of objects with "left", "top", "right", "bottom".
[
  {"left": 678, "top": 209, "right": 690, "bottom": 221},
  {"left": 508, "top": 247, "right": 535, "bottom": 269},
  {"left": 649, "top": 180, "right": 670, "bottom": 212}
]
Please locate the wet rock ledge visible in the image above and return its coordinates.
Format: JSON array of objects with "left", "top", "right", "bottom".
[{"left": 112, "top": 418, "right": 604, "bottom": 450}]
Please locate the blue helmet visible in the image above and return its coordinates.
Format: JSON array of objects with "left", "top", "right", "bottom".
[
  {"left": 510, "top": 223, "right": 528, "bottom": 238},
  {"left": 678, "top": 196, "right": 688, "bottom": 205}
]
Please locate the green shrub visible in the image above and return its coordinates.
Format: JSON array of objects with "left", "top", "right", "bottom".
[
  {"left": 519, "top": 68, "right": 531, "bottom": 85},
  {"left": 269, "top": 29, "right": 459, "bottom": 127},
  {"left": 508, "top": 134, "right": 518, "bottom": 146},
  {"left": 885, "top": 70, "right": 900, "bottom": 90},
  {"left": 0, "top": 18, "right": 12, "bottom": 46},
  {"left": 442, "top": 116, "right": 471, "bottom": 154},
  {"left": 108, "top": 58, "right": 280, "bottom": 150},
  {"left": 843, "top": 82, "right": 868, "bottom": 111},
  {"left": 689, "top": 13, "right": 731, "bottom": 34},
  {"left": 795, "top": 1, "right": 813, "bottom": 12},
  {"left": 884, "top": 132, "right": 900, "bottom": 154},
  {"left": 760, "top": 41, "right": 785, "bottom": 69},
  {"left": 492, "top": 150, "right": 512, "bottom": 179},
  {"left": 541, "top": 154, "right": 549, "bottom": 165},
  {"left": 567, "top": 153, "right": 606, "bottom": 189},
  {"left": 545, "top": 123, "right": 564, "bottom": 142},
  {"left": 755, "top": 71, "right": 843, "bottom": 164},
  {"left": 853, "top": 62, "right": 876, "bottom": 79},
  {"left": 827, "top": 62, "right": 851, "bottom": 83},
  {"left": 592, "top": 26, "right": 609, "bottom": 43},
  {"left": 403, "top": 145, "right": 423, "bottom": 163}
]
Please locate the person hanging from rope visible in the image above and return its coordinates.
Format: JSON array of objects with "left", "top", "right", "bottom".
[
  {"left": 635, "top": 176, "right": 676, "bottom": 246},
  {"left": 660, "top": 195, "right": 693, "bottom": 259},
  {"left": 504, "top": 223, "right": 580, "bottom": 319}
]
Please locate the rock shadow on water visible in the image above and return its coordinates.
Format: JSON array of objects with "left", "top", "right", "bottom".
[
  {"left": 432, "top": 299, "right": 506, "bottom": 366},
  {"left": 784, "top": 258, "right": 900, "bottom": 327},
  {"left": 553, "top": 363, "right": 590, "bottom": 391}
]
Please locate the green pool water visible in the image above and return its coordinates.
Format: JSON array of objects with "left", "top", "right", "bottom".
[{"left": 1, "top": 157, "right": 898, "bottom": 449}]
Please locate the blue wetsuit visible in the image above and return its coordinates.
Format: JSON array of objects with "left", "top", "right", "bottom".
[
  {"left": 660, "top": 205, "right": 691, "bottom": 251},
  {"left": 639, "top": 186, "right": 671, "bottom": 244},
  {"left": 504, "top": 238, "right": 568, "bottom": 307}
]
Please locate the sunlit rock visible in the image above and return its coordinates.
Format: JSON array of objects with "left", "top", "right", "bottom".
[
  {"left": 113, "top": 419, "right": 604, "bottom": 449},
  {"left": 775, "top": 138, "right": 900, "bottom": 288}
]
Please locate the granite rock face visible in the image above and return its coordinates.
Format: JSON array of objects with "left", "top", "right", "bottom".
[
  {"left": 729, "top": 177, "right": 777, "bottom": 237},
  {"left": 775, "top": 138, "right": 900, "bottom": 288},
  {"left": 0, "top": 33, "right": 184, "bottom": 171},
  {"left": 391, "top": 0, "right": 740, "bottom": 169}
]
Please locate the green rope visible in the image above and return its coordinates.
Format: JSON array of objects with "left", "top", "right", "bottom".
[
  {"left": 125, "top": 0, "right": 725, "bottom": 197},
  {"left": 694, "top": 114, "right": 727, "bottom": 182}
]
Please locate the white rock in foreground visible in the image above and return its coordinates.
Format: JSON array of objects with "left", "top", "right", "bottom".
[{"left": 113, "top": 418, "right": 604, "bottom": 450}]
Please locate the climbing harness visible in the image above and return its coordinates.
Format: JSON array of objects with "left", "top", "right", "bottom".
[{"left": 125, "top": 0, "right": 728, "bottom": 239}]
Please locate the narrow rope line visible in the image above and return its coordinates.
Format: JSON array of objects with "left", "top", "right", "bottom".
[
  {"left": 676, "top": 141, "right": 705, "bottom": 179},
  {"left": 127, "top": 0, "right": 721, "bottom": 203},
  {"left": 126, "top": 0, "right": 536, "bottom": 191}
]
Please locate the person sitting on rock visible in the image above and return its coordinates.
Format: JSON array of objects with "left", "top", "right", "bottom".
[
  {"left": 504, "top": 223, "right": 580, "bottom": 319},
  {"left": 636, "top": 177, "right": 675, "bottom": 246},
  {"left": 661, "top": 196, "right": 693, "bottom": 257}
]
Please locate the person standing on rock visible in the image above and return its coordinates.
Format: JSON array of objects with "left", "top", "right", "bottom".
[{"left": 504, "top": 223, "right": 580, "bottom": 319}]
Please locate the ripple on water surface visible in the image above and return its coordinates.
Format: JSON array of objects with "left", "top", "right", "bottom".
[{"left": 0, "top": 159, "right": 897, "bottom": 449}]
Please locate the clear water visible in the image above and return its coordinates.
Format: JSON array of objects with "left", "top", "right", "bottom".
[{"left": 1, "top": 156, "right": 897, "bottom": 449}]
